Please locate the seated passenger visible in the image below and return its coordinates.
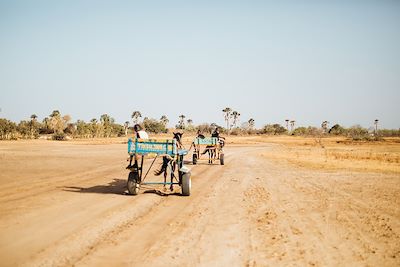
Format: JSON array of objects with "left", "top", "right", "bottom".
[
  {"left": 197, "top": 130, "right": 205, "bottom": 139},
  {"left": 133, "top": 124, "right": 149, "bottom": 139}
]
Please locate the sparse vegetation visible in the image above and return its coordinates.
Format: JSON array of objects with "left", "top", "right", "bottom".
[
  {"left": 261, "top": 124, "right": 287, "bottom": 135},
  {"left": 0, "top": 110, "right": 399, "bottom": 141},
  {"left": 142, "top": 117, "right": 168, "bottom": 134}
]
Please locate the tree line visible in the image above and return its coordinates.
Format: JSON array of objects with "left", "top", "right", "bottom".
[{"left": 0, "top": 108, "right": 398, "bottom": 140}]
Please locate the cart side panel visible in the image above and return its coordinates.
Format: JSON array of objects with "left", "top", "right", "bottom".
[
  {"left": 128, "top": 138, "right": 177, "bottom": 155},
  {"left": 194, "top": 137, "right": 218, "bottom": 145}
]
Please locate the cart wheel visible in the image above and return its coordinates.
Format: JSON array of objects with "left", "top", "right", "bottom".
[
  {"left": 181, "top": 172, "right": 191, "bottom": 196},
  {"left": 192, "top": 153, "right": 197, "bottom": 165},
  {"left": 127, "top": 172, "right": 140, "bottom": 195},
  {"left": 220, "top": 153, "right": 225, "bottom": 165}
]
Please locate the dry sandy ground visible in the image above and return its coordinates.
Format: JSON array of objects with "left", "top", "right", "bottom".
[{"left": 0, "top": 139, "right": 399, "bottom": 266}]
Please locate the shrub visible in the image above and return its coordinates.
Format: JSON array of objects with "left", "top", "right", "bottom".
[
  {"left": 52, "top": 132, "right": 66, "bottom": 141},
  {"left": 0, "top": 118, "right": 18, "bottom": 140},
  {"left": 378, "top": 129, "right": 400, "bottom": 137},
  {"left": 347, "top": 125, "right": 370, "bottom": 141},
  {"left": 230, "top": 127, "right": 243, "bottom": 135},
  {"left": 329, "top": 124, "right": 346, "bottom": 135},
  {"left": 261, "top": 124, "right": 287, "bottom": 135},
  {"left": 292, "top": 126, "right": 323, "bottom": 137},
  {"left": 292, "top": 127, "right": 307, "bottom": 136},
  {"left": 143, "top": 118, "right": 167, "bottom": 134}
]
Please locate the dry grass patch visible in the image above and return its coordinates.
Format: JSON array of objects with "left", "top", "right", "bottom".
[{"left": 259, "top": 136, "right": 400, "bottom": 174}]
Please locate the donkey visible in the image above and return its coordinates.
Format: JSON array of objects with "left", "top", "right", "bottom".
[
  {"left": 202, "top": 145, "right": 217, "bottom": 163},
  {"left": 201, "top": 128, "right": 226, "bottom": 163},
  {"left": 154, "top": 132, "right": 183, "bottom": 191}
]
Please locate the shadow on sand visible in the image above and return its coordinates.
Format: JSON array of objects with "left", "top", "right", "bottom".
[
  {"left": 63, "top": 178, "right": 128, "bottom": 195},
  {"left": 63, "top": 179, "right": 183, "bottom": 197}
]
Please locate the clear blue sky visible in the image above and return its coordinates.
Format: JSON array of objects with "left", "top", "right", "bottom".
[{"left": 1, "top": 0, "right": 399, "bottom": 129}]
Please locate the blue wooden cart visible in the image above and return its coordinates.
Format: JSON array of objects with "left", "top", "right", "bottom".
[
  {"left": 126, "top": 138, "right": 191, "bottom": 196},
  {"left": 192, "top": 137, "right": 225, "bottom": 165}
]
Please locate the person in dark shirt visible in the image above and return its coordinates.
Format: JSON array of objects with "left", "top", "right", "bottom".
[
  {"left": 211, "top": 128, "right": 220, "bottom": 138},
  {"left": 197, "top": 130, "right": 205, "bottom": 139}
]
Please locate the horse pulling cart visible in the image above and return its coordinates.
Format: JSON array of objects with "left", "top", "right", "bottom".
[
  {"left": 126, "top": 138, "right": 191, "bottom": 196},
  {"left": 192, "top": 137, "right": 225, "bottom": 165}
]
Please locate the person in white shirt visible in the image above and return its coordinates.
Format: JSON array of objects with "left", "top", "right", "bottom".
[{"left": 133, "top": 124, "right": 149, "bottom": 139}]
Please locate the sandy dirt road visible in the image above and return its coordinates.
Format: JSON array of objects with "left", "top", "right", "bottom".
[{"left": 0, "top": 140, "right": 399, "bottom": 266}]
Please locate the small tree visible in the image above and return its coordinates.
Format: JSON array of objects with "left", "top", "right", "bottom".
[
  {"left": 0, "top": 119, "right": 17, "bottom": 140},
  {"left": 261, "top": 124, "right": 287, "bottom": 135},
  {"left": 374, "top": 119, "right": 379, "bottom": 135},
  {"left": 222, "top": 107, "right": 232, "bottom": 132},
  {"left": 143, "top": 117, "right": 167, "bottom": 133},
  {"left": 248, "top": 118, "right": 255, "bottom": 129},
  {"left": 29, "top": 114, "right": 40, "bottom": 138},
  {"left": 160, "top": 115, "right": 169, "bottom": 127},
  {"left": 329, "top": 124, "right": 346, "bottom": 135},
  {"left": 131, "top": 111, "right": 142, "bottom": 125},
  {"left": 321, "top": 121, "right": 329, "bottom": 133},
  {"left": 40, "top": 117, "right": 52, "bottom": 134},
  {"left": 49, "top": 110, "right": 64, "bottom": 134},
  {"left": 124, "top": 121, "right": 129, "bottom": 136},
  {"left": 176, "top": 114, "right": 186, "bottom": 129},
  {"left": 290, "top": 120, "right": 295, "bottom": 132},
  {"left": 231, "top": 111, "right": 241, "bottom": 128},
  {"left": 76, "top": 120, "right": 91, "bottom": 138},
  {"left": 348, "top": 125, "right": 369, "bottom": 141},
  {"left": 100, "top": 114, "right": 113, "bottom": 137},
  {"left": 285, "top": 119, "right": 290, "bottom": 131}
]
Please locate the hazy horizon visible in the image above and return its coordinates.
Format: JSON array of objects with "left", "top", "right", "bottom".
[{"left": 1, "top": 1, "right": 399, "bottom": 129}]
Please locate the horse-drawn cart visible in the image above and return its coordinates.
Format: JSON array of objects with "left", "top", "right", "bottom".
[
  {"left": 126, "top": 138, "right": 191, "bottom": 196},
  {"left": 192, "top": 137, "right": 225, "bottom": 165}
]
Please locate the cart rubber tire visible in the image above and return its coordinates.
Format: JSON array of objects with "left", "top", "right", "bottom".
[
  {"left": 192, "top": 154, "right": 197, "bottom": 165},
  {"left": 220, "top": 153, "right": 225, "bottom": 165},
  {"left": 181, "top": 172, "right": 191, "bottom": 196},
  {"left": 127, "top": 172, "right": 140, "bottom": 195}
]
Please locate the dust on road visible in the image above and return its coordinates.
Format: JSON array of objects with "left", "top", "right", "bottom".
[{"left": 0, "top": 140, "right": 399, "bottom": 266}]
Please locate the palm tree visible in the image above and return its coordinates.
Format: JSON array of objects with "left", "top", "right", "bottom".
[
  {"left": 49, "top": 110, "right": 60, "bottom": 118},
  {"left": 160, "top": 115, "right": 169, "bottom": 126},
  {"left": 374, "top": 119, "right": 379, "bottom": 135},
  {"left": 49, "top": 110, "right": 63, "bottom": 134},
  {"left": 131, "top": 111, "right": 142, "bottom": 125},
  {"left": 90, "top": 118, "right": 98, "bottom": 137},
  {"left": 321, "top": 121, "right": 329, "bottom": 133},
  {"left": 187, "top": 119, "right": 193, "bottom": 126},
  {"left": 42, "top": 117, "right": 50, "bottom": 132},
  {"left": 178, "top": 114, "right": 186, "bottom": 129},
  {"left": 124, "top": 121, "right": 129, "bottom": 136},
  {"left": 248, "top": 118, "right": 255, "bottom": 129},
  {"left": 231, "top": 111, "right": 241, "bottom": 128},
  {"left": 290, "top": 120, "right": 295, "bottom": 132},
  {"left": 30, "top": 114, "right": 38, "bottom": 121},
  {"left": 100, "top": 114, "right": 111, "bottom": 124},
  {"left": 285, "top": 119, "right": 290, "bottom": 131},
  {"left": 222, "top": 107, "right": 232, "bottom": 131},
  {"left": 29, "top": 114, "right": 38, "bottom": 138}
]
